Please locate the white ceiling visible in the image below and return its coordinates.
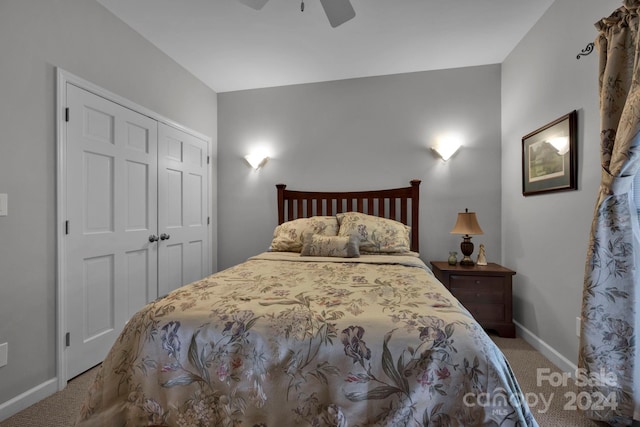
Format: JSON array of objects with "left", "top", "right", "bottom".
[{"left": 96, "top": 0, "right": 555, "bottom": 93}]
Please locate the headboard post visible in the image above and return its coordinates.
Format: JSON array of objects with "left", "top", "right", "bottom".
[
  {"left": 276, "top": 183, "right": 286, "bottom": 225},
  {"left": 410, "top": 179, "right": 421, "bottom": 254}
]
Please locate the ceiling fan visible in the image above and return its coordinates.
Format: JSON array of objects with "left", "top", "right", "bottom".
[{"left": 237, "top": 0, "right": 356, "bottom": 28}]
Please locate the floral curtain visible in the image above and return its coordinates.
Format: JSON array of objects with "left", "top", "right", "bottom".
[{"left": 580, "top": 1, "right": 640, "bottom": 425}]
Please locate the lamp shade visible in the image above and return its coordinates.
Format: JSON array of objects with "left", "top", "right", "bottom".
[{"left": 450, "top": 209, "right": 483, "bottom": 236}]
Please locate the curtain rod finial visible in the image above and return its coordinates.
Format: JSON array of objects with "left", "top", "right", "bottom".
[{"left": 577, "top": 42, "right": 595, "bottom": 59}]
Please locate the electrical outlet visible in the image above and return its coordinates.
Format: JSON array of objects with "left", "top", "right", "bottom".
[
  {"left": 0, "top": 342, "right": 7, "bottom": 367},
  {"left": 576, "top": 317, "right": 581, "bottom": 337}
]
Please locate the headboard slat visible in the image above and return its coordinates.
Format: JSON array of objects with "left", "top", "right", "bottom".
[
  {"left": 297, "top": 199, "right": 304, "bottom": 218},
  {"left": 287, "top": 198, "right": 294, "bottom": 221},
  {"left": 400, "top": 198, "right": 408, "bottom": 224},
  {"left": 276, "top": 180, "right": 421, "bottom": 252}
]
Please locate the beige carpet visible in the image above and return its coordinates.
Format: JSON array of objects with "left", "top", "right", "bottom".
[
  {"left": 0, "top": 335, "right": 610, "bottom": 427},
  {"left": 0, "top": 365, "right": 99, "bottom": 427},
  {"left": 490, "top": 335, "right": 609, "bottom": 427}
]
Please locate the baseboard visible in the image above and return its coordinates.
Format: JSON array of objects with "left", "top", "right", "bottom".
[
  {"left": 514, "top": 320, "right": 578, "bottom": 374},
  {"left": 0, "top": 377, "right": 58, "bottom": 422}
]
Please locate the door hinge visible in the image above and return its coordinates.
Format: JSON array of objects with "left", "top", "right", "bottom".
[
  {"left": 65, "top": 332, "right": 70, "bottom": 347},
  {"left": 65, "top": 107, "right": 69, "bottom": 122},
  {"left": 207, "top": 216, "right": 210, "bottom": 225},
  {"left": 207, "top": 155, "right": 210, "bottom": 164},
  {"left": 65, "top": 220, "right": 69, "bottom": 235}
]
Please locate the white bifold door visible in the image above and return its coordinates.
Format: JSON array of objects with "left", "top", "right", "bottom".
[
  {"left": 63, "top": 84, "right": 209, "bottom": 379},
  {"left": 157, "top": 124, "right": 209, "bottom": 296}
]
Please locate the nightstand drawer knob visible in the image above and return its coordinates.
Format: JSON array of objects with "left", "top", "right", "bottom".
[{"left": 475, "top": 280, "right": 481, "bottom": 285}]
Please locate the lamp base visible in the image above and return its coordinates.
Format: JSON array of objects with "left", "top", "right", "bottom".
[
  {"left": 459, "top": 256, "right": 475, "bottom": 266},
  {"left": 459, "top": 235, "right": 475, "bottom": 266}
]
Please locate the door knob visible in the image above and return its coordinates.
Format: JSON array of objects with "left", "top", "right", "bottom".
[
  {"left": 148, "top": 234, "right": 159, "bottom": 242},
  {"left": 160, "top": 233, "right": 171, "bottom": 241}
]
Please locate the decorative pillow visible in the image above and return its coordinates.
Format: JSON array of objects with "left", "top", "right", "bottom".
[
  {"left": 271, "top": 216, "right": 339, "bottom": 252},
  {"left": 300, "top": 233, "right": 360, "bottom": 258},
  {"left": 336, "top": 212, "right": 411, "bottom": 254}
]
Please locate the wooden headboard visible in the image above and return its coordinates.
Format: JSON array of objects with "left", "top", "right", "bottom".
[{"left": 276, "top": 180, "right": 421, "bottom": 252}]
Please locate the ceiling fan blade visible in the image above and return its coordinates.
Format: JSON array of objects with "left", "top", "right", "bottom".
[
  {"left": 236, "top": 0, "right": 269, "bottom": 10},
  {"left": 319, "top": 0, "right": 356, "bottom": 28}
]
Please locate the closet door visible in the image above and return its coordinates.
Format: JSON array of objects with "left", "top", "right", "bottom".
[
  {"left": 157, "top": 123, "right": 210, "bottom": 296},
  {"left": 65, "top": 84, "right": 158, "bottom": 379}
]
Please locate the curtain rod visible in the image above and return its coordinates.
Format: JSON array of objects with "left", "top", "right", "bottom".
[{"left": 577, "top": 42, "right": 595, "bottom": 59}]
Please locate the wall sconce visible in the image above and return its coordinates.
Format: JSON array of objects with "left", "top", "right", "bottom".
[
  {"left": 245, "top": 152, "right": 269, "bottom": 170},
  {"left": 431, "top": 134, "right": 462, "bottom": 161},
  {"left": 450, "top": 208, "right": 484, "bottom": 265}
]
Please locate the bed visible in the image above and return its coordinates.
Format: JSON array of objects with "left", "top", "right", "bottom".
[{"left": 75, "top": 180, "right": 538, "bottom": 427}]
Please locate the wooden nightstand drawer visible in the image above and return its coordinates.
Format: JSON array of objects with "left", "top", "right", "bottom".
[
  {"left": 449, "top": 275, "right": 503, "bottom": 288},
  {"left": 450, "top": 288, "right": 503, "bottom": 305},
  {"left": 465, "top": 303, "right": 505, "bottom": 322},
  {"left": 449, "top": 275, "right": 504, "bottom": 304}
]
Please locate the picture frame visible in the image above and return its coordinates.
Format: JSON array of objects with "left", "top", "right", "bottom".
[{"left": 522, "top": 110, "right": 577, "bottom": 196}]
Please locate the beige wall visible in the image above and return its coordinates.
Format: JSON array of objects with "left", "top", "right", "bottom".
[
  {"left": 0, "top": 0, "right": 217, "bottom": 415},
  {"left": 218, "top": 65, "right": 502, "bottom": 270},
  {"left": 501, "top": 0, "right": 619, "bottom": 369}
]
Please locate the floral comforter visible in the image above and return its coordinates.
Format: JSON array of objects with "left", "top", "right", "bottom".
[{"left": 76, "top": 252, "right": 538, "bottom": 427}]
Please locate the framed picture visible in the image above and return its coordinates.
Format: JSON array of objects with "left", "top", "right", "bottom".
[{"left": 522, "top": 110, "right": 577, "bottom": 196}]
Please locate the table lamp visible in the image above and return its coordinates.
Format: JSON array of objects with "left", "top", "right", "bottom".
[{"left": 450, "top": 208, "right": 484, "bottom": 266}]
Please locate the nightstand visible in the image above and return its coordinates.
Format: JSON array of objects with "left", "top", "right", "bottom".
[{"left": 430, "top": 261, "right": 516, "bottom": 338}]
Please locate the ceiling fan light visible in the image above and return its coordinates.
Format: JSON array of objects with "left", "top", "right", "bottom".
[{"left": 319, "top": 0, "right": 356, "bottom": 28}]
